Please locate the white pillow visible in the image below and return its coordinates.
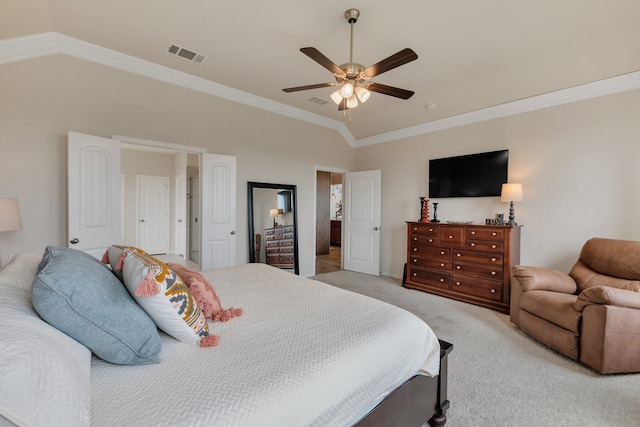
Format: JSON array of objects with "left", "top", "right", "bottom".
[{"left": 0, "top": 255, "right": 91, "bottom": 427}]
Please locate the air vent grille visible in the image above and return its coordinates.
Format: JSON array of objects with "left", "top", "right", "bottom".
[
  {"left": 308, "top": 96, "right": 329, "bottom": 106},
  {"left": 167, "top": 44, "right": 207, "bottom": 64}
]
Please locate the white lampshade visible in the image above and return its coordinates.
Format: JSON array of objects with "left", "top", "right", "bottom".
[
  {"left": 340, "top": 82, "right": 354, "bottom": 98},
  {"left": 269, "top": 209, "right": 279, "bottom": 218},
  {"left": 346, "top": 94, "right": 358, "bottom": 109},
  {"left": 501, "top": 183, "right": 523, "bottom": 202},
  {"left": 0, "top": 198, "right": 23, "bottom": 232},
  {"left": 330, "top": 89, "right": 343, "bottom": 105},
  {"left": 355, "top": 85, "right": 370, "bottom": 102}
]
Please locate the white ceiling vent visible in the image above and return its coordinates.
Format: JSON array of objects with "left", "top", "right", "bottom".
[
  {"left": 308, "top": 96, "right": 329, "bottom": 106},
  {"left": 167, "top": 43, "right": 206, "bottom": 64}
]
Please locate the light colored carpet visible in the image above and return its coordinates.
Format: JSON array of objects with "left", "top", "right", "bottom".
[{"left": 311, "top": 270, "right": 639, "bottom": 427}]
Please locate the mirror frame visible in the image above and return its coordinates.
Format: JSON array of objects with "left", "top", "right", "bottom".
[{"left": 247, "top": 181, "right": 299, "bottom": 275}]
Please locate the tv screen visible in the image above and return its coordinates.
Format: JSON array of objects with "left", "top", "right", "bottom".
[{"left": 429, "top": 150, "right": 508, "bottom": 198}]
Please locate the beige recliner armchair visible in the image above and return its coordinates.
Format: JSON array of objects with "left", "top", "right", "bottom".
[{"left": 511, "top": 237, "right": 640, "bottom": 374}]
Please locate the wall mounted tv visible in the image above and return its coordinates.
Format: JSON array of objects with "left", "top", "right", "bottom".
[{"left": 429, "top": 149, "right": 508, "bottom": 198}]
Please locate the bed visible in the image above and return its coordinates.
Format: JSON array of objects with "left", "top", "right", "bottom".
[{"left": 0, "top": 250, "right": 451, "bottom": 427}]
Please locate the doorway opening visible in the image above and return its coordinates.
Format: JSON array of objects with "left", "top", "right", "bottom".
[{"left": 315, "top": 170, "right": 343, "bottom": 275}]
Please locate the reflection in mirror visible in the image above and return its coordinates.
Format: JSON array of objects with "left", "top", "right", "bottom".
[{"left": 248, "top": 182, "right": 299, "bottom": 275}]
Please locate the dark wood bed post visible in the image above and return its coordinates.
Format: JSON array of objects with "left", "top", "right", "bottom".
[{"left": 428, "top": 339, "right": 452, "bottom": 426}]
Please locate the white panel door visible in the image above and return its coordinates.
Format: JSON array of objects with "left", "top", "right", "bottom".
[
  {"left": 137, "top": 175, "right": 170, "bottom": 254},
  {"left": 200, "top": 153, "right": 237, "bottom": 270},
  {"left": 67, "top": 131, "right": 121, "bottom": 258},
  {"left": 343, "top": 170, "right": 381, "bottom": 276},
  {"left": 175, "top": 174, "right": 187, "bottom": 258}
]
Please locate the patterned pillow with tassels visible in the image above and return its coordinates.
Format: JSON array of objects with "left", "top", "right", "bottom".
[{"left": 114, "top": 249, "right": 218, "bottom": 347}]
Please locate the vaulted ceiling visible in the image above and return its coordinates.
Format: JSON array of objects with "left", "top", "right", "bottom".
[{"left": 2, "top": 1, "right": 640, "bottom": 146}]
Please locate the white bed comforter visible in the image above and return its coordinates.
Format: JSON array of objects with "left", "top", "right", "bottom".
[{"left": 91, "top": 263, "right": 440, "bottom": 427}]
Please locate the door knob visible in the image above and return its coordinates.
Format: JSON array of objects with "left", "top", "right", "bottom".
[
  {"left": 373, "top": 227, "right": 379, "bottom": 231},
  {"left": 230, "top": 230, "right": 236, "bottom": 235},
  {"left": 70, "top": 238, "right": 79, "bottom": 244},
  {"left": 140, "top": 219, "right": 146, "bottom": 222}
]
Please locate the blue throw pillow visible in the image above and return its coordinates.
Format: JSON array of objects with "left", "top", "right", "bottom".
[{"left": 31, "top": 246, "right": 162, "bottom": 365}]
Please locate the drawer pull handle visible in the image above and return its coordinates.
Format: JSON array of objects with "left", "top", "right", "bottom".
[
  {"left": 428, "top": 239, "right": 433, "bottom": 242},
  {"left": 414, "top": 227, "right": 418, "bottom": 231},
  {"left": 441, "top": 251, "right": 445, "bottom": 255},
  {"left": 413, "top": 273, "right": 417, "bottom": 277},
  {"left": 429, "top": 228, "right": 434, "bottom": 232},
  {"left": 455, "top": 281, "right": 461, "bottom": 286},
  {"left": 471, "top": 231, "right": 476, "bottom": 235},
  {"left": 491, "top": 244, "right": 497, "bottom": 249},
  {"left": 413, "top": 237, "right": 417, "bottom": 240},
  {"left": 456, "top": 253, "right": 461, "bottom": 257},
  {"left": 413, "top": 248, "right": 418, "bottom": 251},
  {"left": 491, "top": 271, "right": 496, "bottom": 276},
  {"left": 492, "top": 232, "right": 497, "bottom": 236},
  {"left": 413, "top": 259, "right": 418, "bottom": 263},
  {"left": 470, "top": 243, "right": 476, "bottom": 247},
  {"left": 491, "top": 257, "right": 497, "bottom": 262},
  {"left": 448, "top": 235, "right": 454, "bottom": 239},
  {"left": 440, "top": 263, "right": 445, "bottom": 267},
  {"left": 439, "top": 278, "right": 445, "bottom": 283},
  {"left": 490, "top": 289, "right": 496, "bottom": 294},
  {"left": 456, "top": 266, "right": 461, "bottom": 270}
]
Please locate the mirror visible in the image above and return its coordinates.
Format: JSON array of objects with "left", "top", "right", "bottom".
[{"left": 248, "top": 182, "right": 299, "bottom": 275}]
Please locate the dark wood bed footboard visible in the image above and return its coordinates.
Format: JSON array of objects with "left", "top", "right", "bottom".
[{"left": 354, "top": 339, "right": 453, "bottom": 427}]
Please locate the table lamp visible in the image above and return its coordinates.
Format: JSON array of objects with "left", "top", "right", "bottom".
[
  {"left": 500, "top": 184, "right": 523, "bottom": 226},
  {"left": 270, "top": 208, "right": 279, "bottom": 227},
  {"left": 0, "top": 198, "right": 22, "bottom": 232}
]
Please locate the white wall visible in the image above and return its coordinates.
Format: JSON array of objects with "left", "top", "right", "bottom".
[
  {"left": 0, "top": 54, "right": 357, "bottom": 275},
  {"left": 356, "top": 88, "right": 640, "bottom": 277}
]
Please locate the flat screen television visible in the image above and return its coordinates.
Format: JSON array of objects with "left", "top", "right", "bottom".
[{"left": 429, "top": 149, "right": 508, "bottom": 198}]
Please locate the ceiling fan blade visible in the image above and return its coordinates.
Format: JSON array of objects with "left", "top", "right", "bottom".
[
  {"left": 282, "top": 83, "right": 337, "bottom": 93},
  {"left": 300, "top": 47, "right": 345, "bottom": 77},
  {"left": 367, "top": 82, "right": 415, "bottom": 99},
  {"left": 362, "top": 48, "right": 418, "bottom": 78}
]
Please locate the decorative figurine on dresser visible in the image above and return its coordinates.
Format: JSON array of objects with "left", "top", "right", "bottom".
[{"left": 404, "top": 221, "right": 521, "bottom": 314}]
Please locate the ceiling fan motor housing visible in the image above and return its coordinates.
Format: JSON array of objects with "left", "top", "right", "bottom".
[{"left": 345, "top": 8, "right": 360, "bottom": 23}]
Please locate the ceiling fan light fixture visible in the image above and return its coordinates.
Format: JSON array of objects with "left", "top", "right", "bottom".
[
  {"left": 346, "top": 95, "right": 358, "bottom": 109},
  {"left": 330, "top": 89, "right": 344, "bottom": 105},
  {"left": 355, "top": 85, "right": 370, "bottom": 102},
  {"left": 340, "top": 82, "right": 354, "bottom": 98}
]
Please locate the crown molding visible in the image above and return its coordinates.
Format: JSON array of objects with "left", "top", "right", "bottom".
[{"left": 1, "top": 32, "right": 638, "bottom": 149}]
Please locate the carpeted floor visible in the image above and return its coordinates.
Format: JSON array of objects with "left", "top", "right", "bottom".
[{"left": 311, "top": 270, "right": 639, "bottom": 427}]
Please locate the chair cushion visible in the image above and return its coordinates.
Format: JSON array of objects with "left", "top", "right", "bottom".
[{"left": 520, "top": 290, "right": 581, "bottom": 333}]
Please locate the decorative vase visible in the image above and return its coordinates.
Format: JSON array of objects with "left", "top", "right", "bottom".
[{"left": 420, "top": 197, "right": 430, "bottom": 223}]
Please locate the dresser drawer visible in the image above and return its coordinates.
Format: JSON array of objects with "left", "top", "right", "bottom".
[
  {"left": 466, "top": 240, "right": 503, "bottom": 252},
  {"left": 453, "top": 250, "right": 503, "bottom": 266},
  {"left": 265, "top": 240, "right": 279, "bottom": 247},
  {"left": 409, "top": 224, "right": 439, "bottom": 236},
  {"left": 410, "top": 256, "right": 451, "bottom": 270},
  {"left": 439, "top": 227, "right": 464, "bottom": 248},
  {"left": 409, "top": 234, "right": 439, "bottom": 245},
  {"left": 452, "top": 274, "right": 502, "bottom": 302},
  {"left": 453, "top": 261, "right": 503, "bottom": 280},
  {"left": 264, "top": 229, "right": 276, "bottom": 237},
  {"left": 410, "top": 245, "right": 449, "bottom": 258},
  {"left": 407, "top": 267, "right": 450, "bottom": 289},
  {"left": 266, "top": 246, "right": 280, "bottom": 254},
  {"left": 467, "top": 228, "right": 504, "bottom": 241}
]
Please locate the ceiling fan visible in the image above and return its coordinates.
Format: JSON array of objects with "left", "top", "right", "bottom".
[{"left": 282, "top": 8, "right": 418, "bottom": 112}]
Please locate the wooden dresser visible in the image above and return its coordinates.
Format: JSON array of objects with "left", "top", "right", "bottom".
[
  {"left": 265, "top": 225, "right": 295, "bottom": 269},
  {"left": 404, "top": 222, "right": 521, "bottom": 314}
]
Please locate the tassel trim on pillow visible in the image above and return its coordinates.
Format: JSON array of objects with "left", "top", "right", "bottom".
[
  {"left": 135, "top": 273, "right": 160, "bottom": 296},
  {"left": 116, "top": 252, "right": 127, "bottom": 270},
  {"left": 212, "top": 307, "right": 243, "bottom": 323},
  {"left": 101, "top": 250, "right": 110, "bottom": 265},
  {"left": 199, "top": 334, "right": 220, "bottom": 347}
]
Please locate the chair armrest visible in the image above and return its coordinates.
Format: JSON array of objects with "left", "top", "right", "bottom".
[
  {"left": 512, "top": 265, "right": 577, "bottom": 294},
  {"left": 575, "top": 286, "right": 640, "bottom": 312}
]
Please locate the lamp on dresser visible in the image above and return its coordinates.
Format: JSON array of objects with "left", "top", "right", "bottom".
[
  {"left": 269, "top": 209, "right": 279, "bottom": 227},
  {"left": 501, "top": 183, "right": 523, "bottom": 226},
  {"left": 0, "top": 198, "right": 22, "bottom": 232}
]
